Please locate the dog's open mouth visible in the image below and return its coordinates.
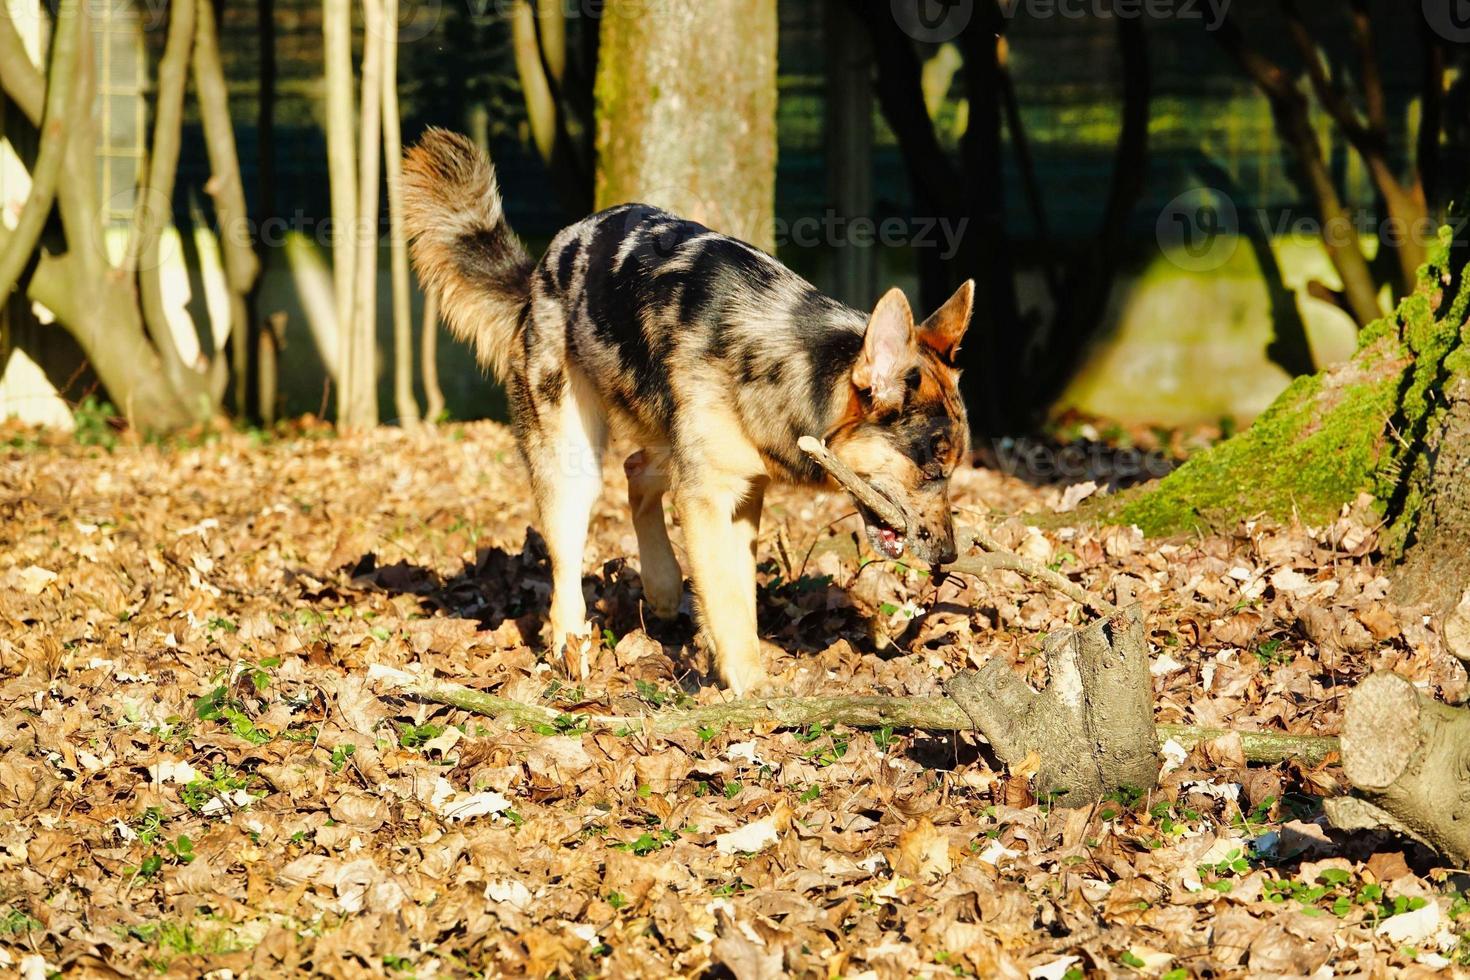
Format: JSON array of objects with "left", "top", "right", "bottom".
[{"left": 857, "top": 499, "right": 908, "bottom": 560}]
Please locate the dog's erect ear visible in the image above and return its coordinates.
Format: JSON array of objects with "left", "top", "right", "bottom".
[
  {"left": 853, "top": 287, "right": 916, "bottom": 409},
  {"left": 918, "top": 279, "right": 974, "bottom": 366}
]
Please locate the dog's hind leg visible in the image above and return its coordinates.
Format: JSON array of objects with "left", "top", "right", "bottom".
[
  {"left": 624, "top": 448, "right": 683, "bottom": 618},
  {"left": 524, "top": 366, "right": 607, "bottom": 663}
]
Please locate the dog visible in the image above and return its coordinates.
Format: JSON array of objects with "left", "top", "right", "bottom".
[{"left": 402, "top": 128, "right": 973, "bottom": 693}]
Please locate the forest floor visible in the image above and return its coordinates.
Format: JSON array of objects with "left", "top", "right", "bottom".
[{"left": 2, "top": 419, "right": 1469, "bottom": 978}]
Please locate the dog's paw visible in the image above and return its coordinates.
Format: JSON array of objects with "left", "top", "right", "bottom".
[
  {"left": 641, "top": 586, "right": 684, "bottom": 620},
  {"left": 718, "top": 649, "right": 770, "bottom": 698},
  {"left": 547, "top": 620, "right": 595, "bottom": 680}
]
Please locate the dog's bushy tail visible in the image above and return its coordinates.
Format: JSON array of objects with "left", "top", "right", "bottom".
[{"left": 402, "top": 128, "right": 534, "bottom": 380}]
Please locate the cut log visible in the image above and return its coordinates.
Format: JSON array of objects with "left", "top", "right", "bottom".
[
  {"left": 945, "top": 602, "right": 1159, "bottom": 803},
  {"left": 1324, "top": 671, "right": 1470, "bottom": 865}
]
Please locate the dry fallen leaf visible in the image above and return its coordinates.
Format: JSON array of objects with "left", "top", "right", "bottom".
[
  {"left": 892, "top": 816, "right": 951, "bottom": 882},
  {"left": 14, "top": 565, "right": 57, "bottom": 595}
]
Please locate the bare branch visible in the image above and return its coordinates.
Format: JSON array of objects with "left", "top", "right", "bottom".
[
  {"left": 0, "top": 5, "right": 44, "bottom": 123},
  {"left": 950, "top": 530, "right": 1116, "bottom": 617},
  {"left": 132, "top": 0, "right": 196, "bottom": 394},
  {"left": 0, "top": 0, "right": 81, "bottom": 299},
  {"left": 1348, "top": 0, "right": 1386, "bottom": 135},
  {"left": 1214, "top": 13, "right": 1293, "bottom": 101},
  {"left": 194, "top": 0, "right": 262, "bottom": 410},
  {"left": 128, "top": 0, "right": 195, "bottom": 274},
  {"left": 797, "top": 435, "right": 904, "bottom": 529},
  {"left": 1281, "top": 0, "right": 1374, "bottom": 150}
]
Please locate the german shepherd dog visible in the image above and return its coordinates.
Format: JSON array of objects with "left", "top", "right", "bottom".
[{"left": 402, "top": 129, "right": 973, "bottom": 693}]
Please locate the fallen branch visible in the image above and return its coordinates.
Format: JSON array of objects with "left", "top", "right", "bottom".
[
  {"left": 369, "top": 666, "right": 1341, "bottom": 768},
  {"left": 798, "top": 435, "right": 1114, "bottom": 614},
  {"left": 952, "top": 527, "right": 1115, "bottom": 615},
  {"left": 1154, "top": 724, "right": 1338, "bottom": 768}
]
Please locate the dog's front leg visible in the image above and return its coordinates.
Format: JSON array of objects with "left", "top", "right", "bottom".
[{"left": 676, "top": 481, "right": 766, "bottom": 694}]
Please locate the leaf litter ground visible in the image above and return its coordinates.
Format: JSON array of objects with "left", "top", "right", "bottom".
[{"left": 2, "top": 421, "right": 1469, "bottom": 978}]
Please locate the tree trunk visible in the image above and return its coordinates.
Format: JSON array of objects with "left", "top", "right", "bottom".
[
  {"left": 420, "top": 290, "right": 445, "bottom": 423},
  {"left": 130, "top": 0, "right": 199, "bottom": 403},
  {"left": 1111, "top": 227, "right": 1470, "bottom": 614},
  {"left": 823, "top": 0, "right": 874, "bottom": 308},
  {"left": 344, "top": 0, "right": 385, "bottom": 429},
  {"left": 0, "top": 0, "right": 80, "bottom": 299},
  {"left": 946, "top": 602, "right": 1160, "bottom": 804},
  {"left": 593, "top": 0, "right": 777, "bottom": 253},
  {"left": 0, "top": 0, "right": 221, "bottom": 432},
  {"left": 193, "top": 0, "right": 261, "bottom": 417},
  {"left": 323, "top": 0, "right": 356, "bottom": 403},
  {"left": 380, "top": 0, "right": 419, "bottom": 428}
]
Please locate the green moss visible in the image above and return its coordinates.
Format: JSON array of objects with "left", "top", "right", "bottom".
[
  {"left": 1110, "top": 225, "right": 1469, "bottom": 539},
  {"left": 1110, "top": 354, "right": 1402, "bottom": 534}
]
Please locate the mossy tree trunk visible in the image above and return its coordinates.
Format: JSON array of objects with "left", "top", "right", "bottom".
[
  {"left": 593, "top": 0, "right": 777, "bottom": 253},
  {"left": 1113, "top": 227, "right": 1470, "bottom": 613}
]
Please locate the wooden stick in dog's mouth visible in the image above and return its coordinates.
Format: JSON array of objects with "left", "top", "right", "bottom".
[{"left": 798, "top": 435, "right": 908, "bottom": 532}]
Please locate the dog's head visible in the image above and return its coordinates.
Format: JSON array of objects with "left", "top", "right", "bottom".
[{"left": 827, "top": 281, "right": 973, "bottom": 565}]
